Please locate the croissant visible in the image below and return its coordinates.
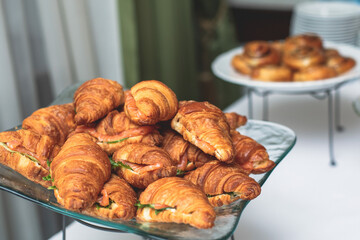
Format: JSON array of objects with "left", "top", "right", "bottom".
[
  {"left": 231, "top": 130, "right": 275, "bottom": 174},
  {"left": 161, "top": 129, "right": 212, "bottom": 172},
  {"left": 74, "top": 110, "right": 163, "bottom": 154},
  {"left": 73, "top": 78, "right": 125, "bottom": 125},
  {"left": 112, "top": 143, "right": 177, "bottom": 189},
  {"left": 224, "top": 112, "right": 247, "bottom": 130},
  {"left": 184, "top": 161, "right": 260, "bottom": 207},
  {"left": 0, "top": 129, "right": 60, "bottom": 188},
  {"left": 22, "top": 103, "right": 76, "bottom": 146},
  {"left": 171, "top": 100, "right": 234, "bottom": 163},
  {"left": 124, "top": 80, "right": 178, "bottom": 125},
  {"left": 50, "top": 133, "right": 111, "bottom": 210},
  {"left": 82, "top": 174, "right": 137, "bottom": 220},
  {"left": 136, "top": 177, "right": 216, "bottom": 229}
]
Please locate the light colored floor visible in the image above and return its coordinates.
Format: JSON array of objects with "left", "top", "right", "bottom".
[{"left": 50, "top": 80, "right": 360, "bottom": 240}]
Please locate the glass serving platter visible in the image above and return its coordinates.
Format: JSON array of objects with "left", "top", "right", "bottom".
[
  {"left": 211, "top": 41, "right": 360, "bottom": 93},
  {"left": 0, "top": 84, "right": 296, "bottom": 240}
]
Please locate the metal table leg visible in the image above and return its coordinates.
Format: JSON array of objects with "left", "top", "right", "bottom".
[
  {"left": 327, "top": 90, "right": 336, "bottom": 166},
  {"left": 335, "top": 89, "right": 344, "bottom": 132},
  {"left": 262, "top": 93, "right": 269, "bottom": 121},
  {"left": 62, "top": 215, "right": 66, "bottom": 240},
  {"left": 247, "top": 88, "right": 253, "bottom": 119}
]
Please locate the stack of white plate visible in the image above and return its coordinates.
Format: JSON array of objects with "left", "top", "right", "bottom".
[{"left": 291, "top": 1, "right": 360, "bottom": 45}]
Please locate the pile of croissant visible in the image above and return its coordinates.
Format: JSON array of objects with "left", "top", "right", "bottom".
[
  {"left": 232, "top": 33, "right": 356, "bottom": 82},
  {"left": 0, "top": 78, "right": 275, "bottom": 229}
]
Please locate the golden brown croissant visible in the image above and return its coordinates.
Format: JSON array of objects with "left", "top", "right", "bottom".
[
  {"left": 73, "top": 110, "right": 163, "bottom": 154},
  {"left": 171, "top": 100, "right": 234, "bottom": 163},
  {"left": 82, "top": 174, "right": 137, "bottom": 220},
  {"left": 50, "top": 133, "right": 111, "bottom": 211},
  {"left": 161, "top": 129, "right": 212, "bottom": 172},
  {"left": 0, "top": 129, "right": 60, "bottom": 188},
  {"left": 184, "top": 161, "right": 261, "bottom": 207},
  {"left": 136, "top": 177, "right": 216, "bottom": 229},
  {"left": 73, "top": 78, "right": 125, "bottom": 125},
  {"left": 224, "top": 112, "right": 248, "bottom": 130},
  {"left": 231, "top": 130, "right": 275, "bottom": 174},
  {"left": 112, "top": 143, "right": 177, "bottom": 189},
  {"left": 22, "top": 103, "right": 76, "bottom": 146},
  {"left": 124, "top": 80, "right": 178, "bottom": 125}
]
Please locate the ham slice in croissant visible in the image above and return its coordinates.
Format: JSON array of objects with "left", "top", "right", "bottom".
[
  {"left": 22, "top": 103, "right": 76, "bottom": 146},
  {"left": 171, "top": 100, "right": 234, "bottom": 163},
  {"left": 184, "top": 161, "right": 261, "bottom": 207},
  {"left": 0, "top": 129, "right": 60, "bottom": 188},
  {"left": 136, "top": 177, "right": 216, "bottom": 229},
  {"left": 112, "top": 143, "right": 176, "bottom": 189},
  {"left": 74, "top": 78, "right": 125, "bottom": 125},
  {"left": 83, "top": 174, "right": 137, "bottom": 220},
  {"left": 74, "top": 110, "right": 163, "bottom": 154},
  {"left": 161, "top": 129, "right": 211, "bottom": 172},
  {"left": 50, "top": 133, "right": 111, "bottom": 210},
  {"left": 224, "top": 112, "right": 247, "bottom": 129},
  {"left": 231, "top": 130, "right": 275, "bottom": 174},
  {"left": 124, "top": 80, "right": 178, "bottom": 125}
]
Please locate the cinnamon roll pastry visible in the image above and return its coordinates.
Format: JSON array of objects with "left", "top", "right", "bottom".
[
  {"left": 22, "top": 103, "right": 76, "bottom": 146},
  {"left": 0, "top": 129, "right": 60, "bottom": 188},
  {"left": 224, "top": 112, "right": 247, "bottom": 129},
  {"left": 124, "top": 80, "right": 178, "bottom": 125},
  {"left": 324, "top": 48, "right": 340, "bottom": 59},
  {"left": 283, "top": 45, "right": 325, "bottom": 70},
  {"left": 136, "top": 177, "right": 216, "bottom": 229},
  {"left": 284, "top": 33, "right": 323, "bottom": 53},
  {"left": 293, "top": 65, "right": 337, "bottom": 82},
  {"left": 50, "top": 133, "right": 111, "bottom": 211},
  {"left": 251, "top": 65, "right": 293, "bottom": 82},
  {"left": 161, "top": 129, "right": 212, "bottom": 173},
  {"left": 231, "top": 130, "right": 275, "bottom": 174},
  {"left": 232, "top": 41, "right": 281, "bottom": 75},
  {"left": 112, "top": 143, "right": 177, "bottom": 189},
  {"left": 74, "top": 110, "right": 163, "bottom": 154},
  {"left": 270, "top": 40, "right": 284, "bottom": 56},
  {"left": 184, "top": 161, "right": 261, "bottom": 207},
  {"left": 326, "top": 55, "right": 356, "bottom": 75},
  {"left": 83, "top": 174, "right": 137, "bottom": 220},
  {"left": 171, "top": 100, "right": 234, "bottom": 163},
  {"left": 73, "top": 78, "right": 125, "bottom": 125}
]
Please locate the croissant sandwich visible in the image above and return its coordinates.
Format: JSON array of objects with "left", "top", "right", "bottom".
[
  {"left": 231, "top": 130, "right": 275, "bottom": 174},
  {"left": 0, "top": 129, "right": 60, "bottom": 188},
  {"left": 161, "top": 129, "right": 211, "bottom": 173},
  {"left": 124, "top": 80, "right": 178, "bottom": 125},
  {"left": 74, "top": 110, "right": 163, "bottom": 154},
  {"left": 184, "top": 161, "right": 261, "bottom": 207},
  {"left": 136, "top": 177, "right": 216, "bottom": 229},
  {"left": 112, "top": 143, "right": 177, "bottom": 189},
  {"left": 83, "top": 174, "right": 137, "bottom": 220},
  {"left": 50, "top": 133, "right": 111, "bottom": 210},
  {"left": 74, "top": 78, "right": 125, "bottom": 125},
  {"left": 22, "top": 103, "right": 76, "bottom": 146},
  {"left": 171, "top": 100, "right": 234, "bottom": 163}
]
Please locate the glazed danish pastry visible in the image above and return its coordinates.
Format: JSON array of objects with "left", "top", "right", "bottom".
[
  {"left": 324, "top": 48, "right": 340, "bottom": 59},
  {"left": 231, "top": 130, "right": 275, "bottom": 174},
  {"left": 251, "top": 65, "right": 293, "bottom": 82},
  {"left": 50, "top": 133, "right": 111, "bottom": 211},
  {"left": 136, "top": 177, "right": 216, "bottom": 229},
  {"left": 171, "top": 100, "right": 234, "bottom": 163},
  {"left": 0, "top": 129, "right": 60, "bottom": 188},
  {"left": 326, "top": 55, "right": 356, "bottom": 75},
  {"left": 73, "top": 110, "right": 163, "bottom": 154},
  {"left": 293, "top": 65, "right": 337, "bottom": 82},
  {"left": 283, "top": 46, "right": 325, "bottom": 70},
  {"left": 124, "top": 80, "right": 178, "bottom": 125},
  {"left": 22, "top": 103, "right": 76, "bottom": 146},
  {"left": 83, "top": 174, "right": 137, "bottom": 220},
  {"left": 283, "top": 33, "right": 323, "bottom": 53},
  {"left": 112, "top": 143, "right": 177, "bottom": 189},
  {"left": 74, "top": 78, "right": 125, "bottom": 125},
  {"left": 184, "top": 161, "right": 261, "bottom": 207},
  {"left": 231, "top": 54, "right": 253, "bottom": 75}
]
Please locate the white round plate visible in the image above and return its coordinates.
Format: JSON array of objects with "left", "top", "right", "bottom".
[
  {"left": 211, "top": 42, "right": 360, "bottom": 93},
  {"left": 295, "top": 2, "right": 360, "bottom": 18}
]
